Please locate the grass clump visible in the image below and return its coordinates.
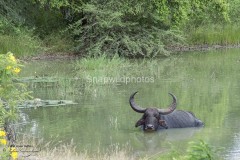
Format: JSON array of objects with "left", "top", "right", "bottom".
[
  {"left": 78, "top": 55, "right": 129, "bottom": 72},
  {"left": 187, "top": 24, "right": 240, "bottom": 45},
  {"left": 0, "top": 33, "right": 42, "bottom": 57},
  {"left": 42, "top": 32, "right": 74, "bottom": 53},
  {"left": 20, "top": 140, "right": 221, "bottom": 160},
  {"left": 37, "top": 147, "right": 133, "bottom": 160},
  {"left": 75, "top": 55, "right": 162, "bottom": 86},
  {"left": 29, "top": 142, "right": 134, "bottom": 160},
  {"left": 153, "top": 140, "right": 222, "bottom": 160},
  {"left": 185, "top": 140, "right": 221, "bottom": 160},
  {"left": 0, "top": 17, "right": 42, "bottom": 57}
]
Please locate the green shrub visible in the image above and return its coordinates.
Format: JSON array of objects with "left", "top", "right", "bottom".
[
  {"left": 0, "top": 52, "right": 30, "bottom": 159},
  {"left": 185, "top": 140, "right": 222, "bottom": 160},
  {"left": 67, "top": 3, "right": 185, "bottom": 58},
  {"left": 187, "top": 24, "right": 240, "bottom": 45},
  {"left": 42, "top": 31, "right": 73, "bottom": 53},
  {"left": 154, "top": 140, "right": 222, "bottom": 160},
  {"left": 0, "top": 19, "right": 42, "bottom": 57}
]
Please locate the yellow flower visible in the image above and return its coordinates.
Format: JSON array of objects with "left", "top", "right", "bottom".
[
  {"left": 13, "top": 67, "right": 21, "bottom": 74},
  {"left": 8, "top": 53, "right": 16, "bottom": 63},
  {"left": 0, "top": 130, "right": 6, "bottom": 136},
  {"left": 10, "top": 147, "right": 18, "bottom": 160},
  {"left": 0, "top": 139, "right": 7, "bottom": 145},
  {"left": 6, "top": 65, "right": 12, "bottom": 70}
]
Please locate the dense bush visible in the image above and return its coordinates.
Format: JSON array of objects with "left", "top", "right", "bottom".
[
  {"left": 67, "top": 3, "right": 185, "bottom": 57},
  {"left": 49, "top": 0, "right": 230, "bottom": 57},
  {"left": 0, "top": 53, "right": 30, "bottom": 159},
  {"left": 0, "top": 52, "right": 27, "bottom": 125},
  {"left": 229, "top": 0, "right": 240, "bottom": 23},
  {"left": 0, "top": 0, "right": 232, "bottom": 57}
]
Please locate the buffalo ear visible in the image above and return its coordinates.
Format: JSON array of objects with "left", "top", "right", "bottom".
[
  {"left": 159, "top": 120, "right": 168, "bottom": 129},
  {"left": 135, "top": 119, "right": 145, "bottom": 127}
]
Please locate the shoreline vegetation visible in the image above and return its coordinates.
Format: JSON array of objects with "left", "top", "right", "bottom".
[
  {"left": 3, "top": 25, "right": 240, "bottom": 61},
  {"left": 1, "top": 0, "right": 240, "bottom": 59},
  {"left": 18, "top": 139, "right": 219, "bottom": 160},
  {"left": 22, "top": 43, "right": 240, "bottom": 61}
]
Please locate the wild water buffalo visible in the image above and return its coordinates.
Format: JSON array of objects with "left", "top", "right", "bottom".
[{"left": 129, "top": 91, "right": 204, "bottom": 132}]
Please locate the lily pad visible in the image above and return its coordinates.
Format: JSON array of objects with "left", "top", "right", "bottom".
[{"left": 18, "top": 99, "right": 77, "bottom": 109}]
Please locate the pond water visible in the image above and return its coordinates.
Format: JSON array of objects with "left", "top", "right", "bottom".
[{"left": 18, "top": 49, "right": 240, "bottom": 159}]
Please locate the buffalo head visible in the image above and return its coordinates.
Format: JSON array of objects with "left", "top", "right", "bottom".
[{"left": 129, "top": 91, "right": 177, "bottom": 132}]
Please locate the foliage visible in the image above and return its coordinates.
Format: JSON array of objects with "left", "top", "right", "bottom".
[
  {"left": 0, "top": 17, "right": 18, "bottom": 35},
  {"left": 187, "top": 24, "right": 240, "bottom": 45},
  {"left": 0, "top": 0, "right": 233, "bottom": 57},
  {"left": 185, "top": 1, "right": 240, "bottom": 46},
  {"left": 0, "top": 15, "right": 42, "bottom": 57},
  {"left": 42, "top": 31, "right": 73, "bottom": 53},
  {"left": 0, "top": 31, "right": 42, "bottom": 57},
  {"left": 66, "top": 0, "right": 225, "bottom": 57},
  {"left": 0, "top": 1, "right": 49, "bottom": 56},
  {"left": 35, "top": 142, "right": 134, "bottom": 160},
  {"left": 184, "top": 140, "right": 222, "bottom": 160},
  {"left": 0, "top": 129, "right": 18, "bottom": 160},
  {"left": 66, "top": 2, "right": 183, "bottom": 57},
  {"left": 154, "top": 140, "right": 222, "bottom": 160},
  {"left": 34, "top": 0, "right": 229, "bottom": 57},
  {"left": 0, "top": 52, "right": 30, "bottom": 125},
  {"left": 0, "top": 0, "right": 64, "bottom": 33},
  {"left": 0, "top": 0, "right": 26, "bottom": 25},
  {"left": 228, "top": 0, "right": 240, "bottom": 23},
  {"left": 186, "top": 0, "right": 229, "bottom": 28},
  {"left": 0, "top": 52, "right": 29, "bottom": 159},
  {"left": 75, "top": 55, "right": 160, "bottom": 86},
  {"left": 0, "top": 130, "right": 9, "bottom": 160},
  {"left": 0, "top": 0, "right": 234, "bottom": 56}
]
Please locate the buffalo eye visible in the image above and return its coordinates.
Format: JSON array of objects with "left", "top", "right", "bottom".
[
  {"left": 143, "top": 114, "right": 147, "bottom": 118},
  {"left": 154, "top": 113, "right": 160, "bottom": 119},
  {"left": 135, "top": 119, "right": 145, "bottom": 127}
]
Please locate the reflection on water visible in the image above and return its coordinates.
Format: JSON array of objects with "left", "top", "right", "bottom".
[
  {"left": 227, "top": 133, "right": 240, "bottom": 160},
  {"left": 19, "top": 49, "right": 240, "bottom": 159}
]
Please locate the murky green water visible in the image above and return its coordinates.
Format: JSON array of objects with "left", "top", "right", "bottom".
[{"left": 18, "top": 49, "right": 240, "bottom": 159}]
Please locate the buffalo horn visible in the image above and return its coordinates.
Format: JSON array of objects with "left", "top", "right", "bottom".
[
  {"left": 129, "top": 91, "right": 146, "bottom": 113},
  {"left": 157, "top": 93, "right": 177, "bottom": 115}
]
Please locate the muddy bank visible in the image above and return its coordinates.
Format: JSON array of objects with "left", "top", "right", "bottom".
[
  {"left": 22, "top": 44, "right": 240, "bottom": 61},
  {"left": 22, "top": 52, "right": 81, "bottom": 61},
  {"left": 167, "top": 44, "right": 240, "bottom": 52}
]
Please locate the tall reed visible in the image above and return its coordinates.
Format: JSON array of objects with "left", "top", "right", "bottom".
[{"left": 187, "top": 24, "right": 240, "bottom": 45}]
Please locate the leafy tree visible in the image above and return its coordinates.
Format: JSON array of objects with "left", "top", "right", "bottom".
[
  {"left": 228, "top": 0, "right": 240, "bottom": 23},
  {"left": 187, "top": 0, "right": 229, "bottom": 27},
  {"left": 34, "top": 0, "right": 229, "bottom": 57},
  {"left": 1, "top": 0, "right": 230, "bottom": 57}
]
